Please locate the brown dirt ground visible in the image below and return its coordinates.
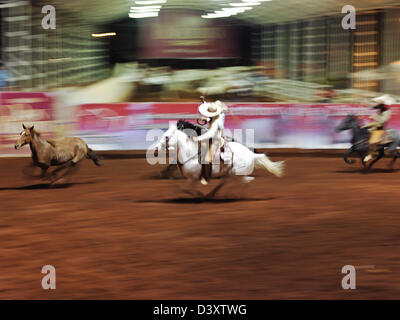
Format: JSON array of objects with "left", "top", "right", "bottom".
[{"left": 0, "top": 152, "right": 400, "bottom": 299}]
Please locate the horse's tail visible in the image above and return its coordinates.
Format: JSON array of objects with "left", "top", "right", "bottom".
[
  {"left": 87, "top": 148, "right": 102, "bottom": 166},
  {"left": 254, "top": 153, "right": 285, "bottom": 178}
]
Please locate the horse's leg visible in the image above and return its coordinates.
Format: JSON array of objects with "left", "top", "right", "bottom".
[
  {"left": 367, "top": 148, "right": 384, "bottom": 170},
  {"left": 62, "top": 161, "right": 82, "bottom": 184},
  {"left": 179, "top": 178, "right": 204, "bottom": 198},
  {"left": 205, "top": 178, "right": 228, "bottom": 199},
  {"left": 49, "top": 162, "right": 69, "bottom": 178},
  {"left": 22, "top": 162, "right": 44, "bottom": 179},
  {"left": 206, "top": 174, "right": 251, "bottom": 199},
  {"left": 57, "top": 150, "right": 86, "bottom": 183},
  {"left": 49, "top": 150, "right": 83, "bottom": 185},
  {"left": 39, "top": 166, "right": 49, "bottom": 180},
  {"left": 49, "top": 161, "right": 72, "bottom": 185},
  {"left": 358, "top": 150, "right": 368, "bottom": 172},
  {"left": 160, "top": 164, "right": 179, "bottom": 179},
  {"left": 389, "top": 150, "right": 400, "bottom": 169},
  {"left": 50, "top": 160, "right": 83, "bottom": 185},
  {"left": 344, "top": 146, "right": 355, "bottom": 164}
]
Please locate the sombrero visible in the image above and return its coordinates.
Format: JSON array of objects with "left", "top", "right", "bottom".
[
  {"left": 198, "top": 102, "right": 222, "bottom": 118},
  {"left": 371, "top": 94, "right": 396, "bottom": 106},
  {"left": 214, "top": 100, "right": 228, "bottom": 111}
]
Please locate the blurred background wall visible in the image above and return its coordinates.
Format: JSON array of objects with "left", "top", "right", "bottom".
[{"left": 0, "top": 0, "right": 398, "bottom": 97}]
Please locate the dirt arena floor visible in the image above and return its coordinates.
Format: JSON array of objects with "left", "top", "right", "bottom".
[{"left": 1, "top": 151, "right": 400, "bottom": 299}]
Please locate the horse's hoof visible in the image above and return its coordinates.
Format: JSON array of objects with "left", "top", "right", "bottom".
[{"left": 241, "top": 176, "right": 255, "bottom": 183}]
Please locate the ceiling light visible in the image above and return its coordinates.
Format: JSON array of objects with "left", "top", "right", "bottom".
[
  {"left": 135, "top": 0, "right": 166, "bottom": 3},
  {"left": 131, "top": 8, "right": 160, "bottom": 12},
  {"left": 130, "top": 5, "right": 162, "bottom": 10},
  {"left": 92, "top": 32, "right": 116, "bottom": 37},
  {"left": 129, "top": 12, "right": 159, "bottom": 18},
  {"left": 201, "top": 13, "right": 231, "bottom": 18},
  {"left": 230, "top": 2, "right": 260, "bottom": 6},
  {"left": 222, "top": 7, "right": 252, "bottom": 11},
  {"left": 218, "top": 8, "right": 247, "bottom": 14}
]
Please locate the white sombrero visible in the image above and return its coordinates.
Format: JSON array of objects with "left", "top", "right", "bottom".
[
  {"left": 198, "top": 102, "right": 222, "bottom": 118},
  {"left": 372, "top": 94, "right": 396, "bottom": 106},
  {"left": 214, "top": 100, "right": 228, "bottom": 111}
]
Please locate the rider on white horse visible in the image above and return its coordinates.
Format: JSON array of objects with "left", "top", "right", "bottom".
[{"left": 193, "top": 98, "right": 228, "bottom": 185}]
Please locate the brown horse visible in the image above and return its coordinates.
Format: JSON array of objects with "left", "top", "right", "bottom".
[{"left": 15, "top": 124, "right": 101, "bottom": 185}]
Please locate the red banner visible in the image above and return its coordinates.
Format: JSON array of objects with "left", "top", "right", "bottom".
[{"left": 73, "top": 102, "right": 400, "bottom": 150}]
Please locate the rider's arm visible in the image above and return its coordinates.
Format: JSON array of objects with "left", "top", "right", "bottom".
[
  {"left": 195, "top": 121, "right": 219, "bottom": 141},
  {"left": 362, "top": 122, "right": 377, "bottom": 129},
  {"left": 375, "top": 110, "right": 392, "bottom": 126}
]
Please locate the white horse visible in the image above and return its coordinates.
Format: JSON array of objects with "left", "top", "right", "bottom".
[{"left": 152, "top": 123, "right": 285, "bottom": 197}]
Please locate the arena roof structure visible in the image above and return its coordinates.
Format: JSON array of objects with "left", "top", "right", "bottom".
[{"left": 44, "top": 0, "right": 400, "bottom": 24}]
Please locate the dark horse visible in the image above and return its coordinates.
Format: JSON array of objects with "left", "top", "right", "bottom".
[{"left": 335, "top": 115, "right": 400, "bottom": 170}]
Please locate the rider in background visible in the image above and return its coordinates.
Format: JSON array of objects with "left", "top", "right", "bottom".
[
  {"left": 362, "top": 94, "right": 395, "bottom": 162},
  {"left": 193, "top": 98, "right": 228, "bottom": 185}
]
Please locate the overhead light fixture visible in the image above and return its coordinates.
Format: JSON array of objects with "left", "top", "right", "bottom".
[
  {"left": 230, "top": 2, "right": 260, "bottom": 6},
  {"left": 92, "top": 32, "right": 117, "bottom": 37},
  {"left": 131, "top": 8, "right": 160, "bottom": 13},
  {"left": 129, "top": 12, "right": 159, "bottom": 18},
  {"left": 202, "top": 0, "right": 263, "bottom": 18},
  {"left": 201, "top": 14, "right": 231, "bottom": 18},
  {"left": 129, "top": 1, "right": 165, "bottom": 19},
  {"left": 135, "top": 0, "right": 166, "bottom": 3},
  {"left": 223, "top": 6, "right": 253, "bottom": 11},
  {"left": 218, "top": 8, "right": 248, "bottom": 15},
  {"left": 130, "top": 5, "right": 162, "bottom": 10}
]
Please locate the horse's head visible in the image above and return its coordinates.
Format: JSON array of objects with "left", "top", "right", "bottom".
[
  {"left": 176, "top": 119, "right": 185, "bottom": 131},
  {"left": 154, "top": 122, "right": 179, "bottom": 156},
  {"left": 176, "top": 119, "right": 202, "bottom": 137},
  {"left": 15, "top": 124, "right": 34, "bottom": 150},
  {"left": 335, "top": 115, "right": 357, "bottom": 132}
]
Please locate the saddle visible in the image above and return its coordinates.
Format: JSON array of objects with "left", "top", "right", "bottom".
[
  {"left": 369, "top": 130, "right": 392, "bottom": 145},
  {"left": 219, "top": 140, "right": 233, "bottom": 165},
  {"left": 197, "top": 137, "right": 233, "bottom": 165}
]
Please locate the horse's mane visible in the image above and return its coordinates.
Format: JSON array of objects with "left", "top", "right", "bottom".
[
  {"left": 176, "top": 119, "right": 203, "bottom": 137},
  {"left": 46, "top": 139, "right": 57, "bottom": 148},
  {"left": 31, "top": 129, "right": 57, "bottom": 147},
  {"left": 31, "top": 129, "right": 41, "bottom": 137}
]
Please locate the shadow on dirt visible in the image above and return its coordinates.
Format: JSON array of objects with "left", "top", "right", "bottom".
[
  {"left": 0, "top": 181, "right": 98, "bottom": 191},
  {"left": 137, "top": 197, "right": 276, "bottom": 204},
  {"left": 335, "top": 168, "right": 400, "bottom": 174}
]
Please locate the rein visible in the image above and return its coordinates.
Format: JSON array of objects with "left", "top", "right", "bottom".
[{"left": 353, "top": 138, "right": 369, "bottom": 146}]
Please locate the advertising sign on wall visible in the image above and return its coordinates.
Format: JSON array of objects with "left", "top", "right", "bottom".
[
  {"left": 138, "top": 11, "right": 241, "bottom": 59},
  {"left": 0, "top": 92, "right": 55, "bottom": 156},
  {"left": 73, "top": 102, "right": 400, "bottom": 150}
]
